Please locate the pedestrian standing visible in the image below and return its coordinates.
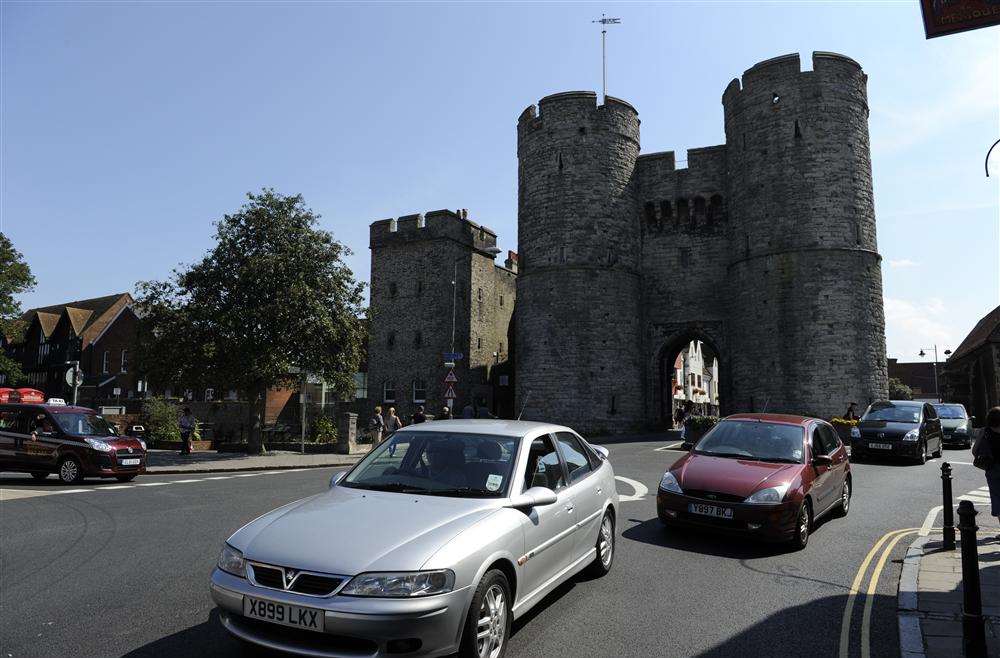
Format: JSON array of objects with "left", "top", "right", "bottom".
[
  {"left": 461, "top": 403, "right": 475, "bottom": 419},
  {"left": 367, "top": 406, "right": 385, "bottom": 444},
  {"left": 675, "top": 401, "right": 693, "bottom": 441},
  {"left": 385, "top": 407, "right": 404, "bottom": 433},
  {"left": 412, "top": 406, "right": 427, "bottom": 424},
  {"left": 178, "top": 407, "right": 196, "bottom": 455},
  {"left": 439, "top": 406, "right": 452, "bottom": 421},
  {"left": 972, "top": 406, "right": 1000, "bottom": 538},
  {"left": 843, "top": 402, "right": 860, "bottom": 421}
]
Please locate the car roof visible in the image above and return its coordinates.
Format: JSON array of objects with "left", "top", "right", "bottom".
[
  {"left": 724, "top": 413, "right": 818, "bottom": 427},
  {"left": 393, "top": 419, "right": 572, "bottom": 438},
  {"left": 0, "top": 403, "right": 94, "bottom": 414},
  {"left": 880, "top": 400, "right": 922, "bottom": 407}
]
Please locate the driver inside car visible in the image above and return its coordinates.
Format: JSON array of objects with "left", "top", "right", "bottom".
[{"left": 425, "top": 438, "right": 469, "bottom": 488}]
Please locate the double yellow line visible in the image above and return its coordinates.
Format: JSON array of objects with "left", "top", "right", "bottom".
[{"left": 838, "top": 528, "right": 919, "bottom": 658}]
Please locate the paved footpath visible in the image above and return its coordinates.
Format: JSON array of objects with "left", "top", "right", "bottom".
[
  {"left": 145, "top": 447, "right": 369, "bottom": 473},
  {"left": 898, "top": 493, "right": 1000, "bottom": 658}
]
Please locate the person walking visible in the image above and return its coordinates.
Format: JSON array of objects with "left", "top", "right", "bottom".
[
  {"left": 367, "top": 406, "right": 385, "bottom": 444},
  {"left": 178, "top": 407, "right": 196, "bottom": 456},
  {"left": 972, "top": 406, "right": 1000, "bottom": 537},
  {"left": 843, "top": 402, "right": 860, "bottom": 421},
  {"left": 385, "top": 407, "right": 404, "bottom": 457},
  {"left": 675, "top": 400, "right": 693, "bottom": 440},
  {"left": 412, "top": 406, "right": 427, "bottom": 424}
]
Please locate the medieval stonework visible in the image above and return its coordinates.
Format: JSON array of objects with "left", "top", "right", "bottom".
[{"left": 370, "top": 52, "right": 888, "bottom": 433}]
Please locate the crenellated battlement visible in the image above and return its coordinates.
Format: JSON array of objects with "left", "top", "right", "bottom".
[
  {"left": 722, "top": 51, "right": 866, "bottom": 107},
  {"left": 517, "top": 91, "right": 640, "bottom": 144},
  {"left": 370, "top": 208, "right": 498, "bottom": 253}
]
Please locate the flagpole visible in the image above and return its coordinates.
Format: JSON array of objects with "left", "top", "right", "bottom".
[{"left": 592, "top": 14, "right": 621, "bottom": 103}]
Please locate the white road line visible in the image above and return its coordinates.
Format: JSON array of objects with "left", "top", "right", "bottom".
[
  {"left": 920, "top": 506, "right": 942, "bottom": 536},
  {"left": 615, "top": 476, "right": 649, "bottom": 502},
  {"left": 233, "top": 473, "right": 264, "bottom": 477},
  {"left": 654, "top": 442, "right": 685, "bottom": 451},
  {"left": 137, "top": 482, "right": 171, "bottom": 487},
  {"left": 96, "top": 485, "right": 135, "bottom": 490},
  {"left": 171, "top": 479, "right": 202, "bottom": 484},
  {"left": 203, "top": 476, "right": 233, "bottom": 480}
]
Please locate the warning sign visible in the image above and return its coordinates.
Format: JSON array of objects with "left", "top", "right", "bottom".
[
  {"left": 444, "top": 384, "right": 457, "bottom": 400},
  {"left": 444, "top": 369, "right": 458, "bottom": 383}
]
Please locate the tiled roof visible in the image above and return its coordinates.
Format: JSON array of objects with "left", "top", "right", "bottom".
[
  {"left": 35, "top": 312, "right": 59, "bottom": 337},
  {"left": 63, "top": 307, "right": 94, "bottom": 334},
  {"left": 22, "top": 293, "right": 132, "bottom": 343},
  {"left": 949, "top": 304, "right": 1000, "bottom": 363}
]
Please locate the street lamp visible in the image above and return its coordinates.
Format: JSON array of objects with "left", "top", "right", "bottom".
[{"left": 918, "top": 346, "right": 952, "bottom": 402}]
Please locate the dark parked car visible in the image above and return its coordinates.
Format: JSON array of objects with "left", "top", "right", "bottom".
[
  {"left": 933, "top": 403, "right": 974, "bottom": 448},
  {"left": 851, "top": 400, "right": 943, "bottom": 464},
  {"left": 657, "top": 414, "right": 851, "bottom": 550},
  {"left": 0, "top": 402, "right": 147, "bottom": 484}
]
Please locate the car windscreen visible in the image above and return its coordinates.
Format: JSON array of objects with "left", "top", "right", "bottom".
[
  {"left": 933, "top": 405, "right": 967, "bottom": 420},
  {"left": 53, "top": 413, "right": 117, "bottom": 437},
  {"left": 343, "top": 432, "right": 520, "bottom": 497},
  {"left": 863, "top": 404, "right": 920, "bottom": 423},
  {"left": 692, "top": 420, "right": 804, "bottom": 463}
]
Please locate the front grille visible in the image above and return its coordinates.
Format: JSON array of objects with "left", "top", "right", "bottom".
[
  {"left": 228, "top": 614, "right": 377, "bottom": 657},
  {"left": 291, "top": 574, "right": 343, "bottom": 596},
  {"left": 95, "top": 454, "right": 113, "bottom": 469},
  {"left": 251, "top": 564, "right": 284, "bottom": 589},
  {"left": 683, "top": 490, "right": 745, "bottom": 504}
]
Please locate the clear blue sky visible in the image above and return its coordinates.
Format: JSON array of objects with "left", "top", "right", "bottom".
[{"left": 2, "top": 1, "right": 998, "bottom": 363}]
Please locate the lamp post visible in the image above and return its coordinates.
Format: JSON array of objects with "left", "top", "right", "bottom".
[{"left": 918, "top": 346, "right": 952, "bottom": 402}]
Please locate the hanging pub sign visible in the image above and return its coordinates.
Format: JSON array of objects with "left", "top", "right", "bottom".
[{"left": 920, "top": 0, "right": 1000, "bottom": 38}]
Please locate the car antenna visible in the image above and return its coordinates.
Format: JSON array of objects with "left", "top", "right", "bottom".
[
  {"left": 517, "top": 391, "right": 531, "bottom": 421},
  {"left": 761, "top": 397, "right": 770, "bottom": 413}
]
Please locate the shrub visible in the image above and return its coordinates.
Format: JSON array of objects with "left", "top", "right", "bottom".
[
  {"left": 686, "top": 415, "right": 720, "bottom": 433},
  {"left": 312, "top": 415, "right": 338, "bottom": 443},
  {"left": 142, "top": 397, "right": 180, "bottom": 443},
  {"left": 888, "top": 378, "right": 913, "bottom": 401}
]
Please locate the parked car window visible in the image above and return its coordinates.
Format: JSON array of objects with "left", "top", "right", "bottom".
[
  {"left": 343, "top": 432, "right": 519, "bottom": 497},
  {"left": 934, "top": 404, "right": 967, "bottom": 419},
  {"left": 523, "top": 435, "right": 566, "bottom": 492},
  {"left": 863, "top": 402, "right": 920, "bottom": 423},
  {"left": 554, "top": 432, "right": 593, "bottom": 483},
  {"left": 52, "top": 413, "right": 116, "bottom": 437},
  {"left": 815, "top": 424, "right": 839, "bottom": 454},
  {"left": 694, "top": 420, "right": 804, "bottom": 464}
]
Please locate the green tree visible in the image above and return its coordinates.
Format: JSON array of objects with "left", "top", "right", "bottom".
[
  {"left": 888, "top": 377, "right": 913, "bottom": 401},
  {"left": 136, "top": 190, "right": 365, "bottom": 454},
  {"left": 0, "top": 233, "right": 36, "bottom": 385}
]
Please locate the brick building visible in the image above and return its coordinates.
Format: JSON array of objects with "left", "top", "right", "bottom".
[
  {"left": 887, "top": 358, "right": 939, "bottom": 401},
  {"left": 2, "top": 293, "right": 142, "bottom": 404},
  {"left": 942, "top": 304, "right": 1000, "bottom": 424},
  {"left": 368, "top": 52, "right": 888, "bottom": 434}
]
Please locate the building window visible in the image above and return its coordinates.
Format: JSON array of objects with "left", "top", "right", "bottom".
[
  {"left": 499, "top": 375, "right": 509, "bottom": 387},
  {"left": 389, "top": 218, "right": 398, "bottom": 232},
  {"left": 383, "top": 381, "right": 396, "bottom": 403},
  {"left": 387, "top": 331, "right": 396, "bottom": 349},
  {"left": 388, "top": 282, "right": 398, "bottom": 298},
  {"left": 102, "top": 350, "right": 110, "bottom": 374},
  {"left": 227, "top": 390, "right": 239, "bottom": 401},
  {"left": 353, "top": 373, "right": 368, "bottom": 400},
  {"left": 412, "top": 379, "right": 426, "bottom": 403},
  {"left": 500, "top": 294, "right": 504, "bottom": 307},
  {"left": 205, "top": 388, "right": 215, "bottom": 401},
  {"left": 414, "top": 331, "right": 422, "bottom": 348},
  {"left": 477, "top": 337, "right": 482, "bottom": 349},
  {"left": 120, "top": 349, "right": 129, "bottom": 373},
  {"left": 416, "top": 280, "right": 423, "bottom": 296},
  {"left": 477, "top": 288, "right": 483, "bottom": 301}
]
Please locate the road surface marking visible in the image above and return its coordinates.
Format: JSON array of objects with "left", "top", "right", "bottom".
[
  {"left": 838, "top": 527, "right": 919, "bottom": 658},
  {"left": 920, "top": 507, "right": 942, "bottom": 536},
  {"left": 137, "top": 482, "right": 170, "bottom": 487},
  {"left": 654, "top": 442, "right": 685, "bottom": 451},
  {"left": 614, "top": 476, "right": 648, "bottom": 502},
  {"left": 860, "top": 530, "right": 917, "bottom": 658},
  {"left": 97, "top": 485, "right": 134, "bottom": 490}
]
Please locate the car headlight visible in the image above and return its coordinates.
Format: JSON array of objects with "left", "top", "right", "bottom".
[
  {"left": 659, "top": 471, "right": 683, "bottom": 494},
  {"left": 84, "top": 438, "right": 114, "bottom": 452},
  {"left": 850, "top": 427, "right": 861, "bottom": 439},
  {"left": 744, "top": 483, "right": 791, "bottom": 505},
  {"left": 340, "top": 570, "right": 455, "bottom": 598},
  {"left": 217, "top": 544, "right": 246, "bottom": 578},
  {"left": 137, "top": 438, "right": 147, "bottom": 450},
  {"left": 902, "top": 429, "right": 920, "bottom": 442}
]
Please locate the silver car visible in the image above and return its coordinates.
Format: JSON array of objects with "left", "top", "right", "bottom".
[{"left": 210, "top": 419, "right": 618, "bottom": 658}]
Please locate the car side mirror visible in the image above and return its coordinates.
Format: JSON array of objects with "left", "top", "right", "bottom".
[
  {"left": 813, "top": 454, "right": 833, "bottom": 467},
  {"left": 592, "top": 445, "right": 610, "bottom": 460},
  {"left": 329, "top": 471, "right": 346, "bottom": 488},
  {"left": 507, "top": 486, "right": 558, "bottom": 511}
]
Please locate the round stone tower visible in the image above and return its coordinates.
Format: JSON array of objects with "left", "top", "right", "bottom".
[
  {"left": 515, "top": 91, "right": 644, "bottom": 433},
  {"left": 723, "top": 52, "right": 888, "bottom": 417}
]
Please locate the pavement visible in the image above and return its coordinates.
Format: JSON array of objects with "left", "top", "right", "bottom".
[
  {"left": 0, "top": 436, "right": 991, "bottom": 658},
  {"left": 145, "top": 447, "right": 370, "bottom": 474},
  {"left": 898, "top": 506, "right": 1000, "bottom": 658}
]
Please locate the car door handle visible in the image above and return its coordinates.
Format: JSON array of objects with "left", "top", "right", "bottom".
[
  {"left": 595, "top": 487, "right": 602, "bottom": 494},
  {"left": 565, "top": 504, "right": 575, "bottom": 512}
]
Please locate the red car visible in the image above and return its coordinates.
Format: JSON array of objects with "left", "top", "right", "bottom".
[
  {"left": 0, "top": 402, "right": 147, "bottom": 484},
  {"left": 657, "top": 414, "right": 851, "bottom": 550}
]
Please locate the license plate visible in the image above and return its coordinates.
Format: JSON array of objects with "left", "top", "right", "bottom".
[
  {"left": 120, "top": 458, "right": 141, "bottom": 466},
  {"left": 688, "top": 503, "right": 733, "bottom": 519},
  {"left": 243, "top": 596, "right": 323, "bottom": 632},
  {"left": 868, "top": 443, "right": 892, "bottom": 450}
]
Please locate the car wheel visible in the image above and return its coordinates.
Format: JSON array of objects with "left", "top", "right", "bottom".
[
  {"left": 58, "top": 456, "right": 83, "bottom": 485},
  {"left": 585, "top": 510, "right": 615, "bottom": 577},
  {"left": 459, "top": 569, "right": 511, "bottom": 658},
  {"left": 790, "top": 500, "right": 811, "bottom": 551},
  {"left": 915, "top": 441, "right": 927, "bottom": 465},
  {"left": 835, "top": 479, "right": 851, "bottom": 517},
  {"left": 116, "top": 475, "right": 137, "bottom": 483},
  {"left": 30, "top": 472, "right": 49, "bottom": 481}
]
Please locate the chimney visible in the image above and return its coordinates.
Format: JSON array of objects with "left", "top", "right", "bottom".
[{"left": 505, "top": 250, "right": 519, "bottom": 273}]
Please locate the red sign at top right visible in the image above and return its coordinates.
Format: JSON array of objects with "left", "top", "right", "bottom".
[{"left": 921, "top": 0, "right": 1000, "bottom": 38}]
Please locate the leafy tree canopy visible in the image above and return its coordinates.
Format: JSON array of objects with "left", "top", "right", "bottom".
[
  {"left": 136, "top": 190, "right": 366, "bottom": 452},
  {"left": 0, "top": 233, "right": 36, "bottom": 385},
  {"left": 888, "top": 377, "right": 913, "bottom": 401}
]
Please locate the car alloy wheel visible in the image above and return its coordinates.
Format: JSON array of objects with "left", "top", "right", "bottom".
[
  {"left": 477, "top": 583, "right": 507, "bottom": 658},
  {"left": 838, "top": 480, "right": 851, "bottom": 517},
  {"left": 917, "top": 441, "right": 927, "bottom": 465},
  {"left": 791, "top": 502, "right": 810, "bottom": 550},
  {"left": 599, "top": 514, "right": 614, "bottom": 568},
  {"left": 59, "top": 457, "right": 82, "bottom": 484}
]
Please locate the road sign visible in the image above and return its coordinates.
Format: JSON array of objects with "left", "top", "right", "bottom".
[
  {"left": 444, "top": 369, "right": 458, "bottom": 384},
  {"left": 444, "top": 384, "right": 457, "bottom": 400},
  {"left": 443, "top": 352, "right": 464, "bottom": 362},
  {"left": 65, "top": 368, "right": 83, "bottom": 387}
]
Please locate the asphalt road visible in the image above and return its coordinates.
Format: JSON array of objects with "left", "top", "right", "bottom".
[{"left": 0, "top": 438, "right": 990, "bottom": 658}]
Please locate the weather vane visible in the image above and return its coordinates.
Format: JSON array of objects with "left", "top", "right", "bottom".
[{"left": 592, "top": 14, "right": 621, "bottom": 102}]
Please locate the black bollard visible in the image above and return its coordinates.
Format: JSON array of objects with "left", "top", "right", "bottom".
[
  {"left": 957, "top": 500, "right": 986, "bottom": 658},
  {"left": 941, "top": 462, "right": 956, "bottom": 550}
]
